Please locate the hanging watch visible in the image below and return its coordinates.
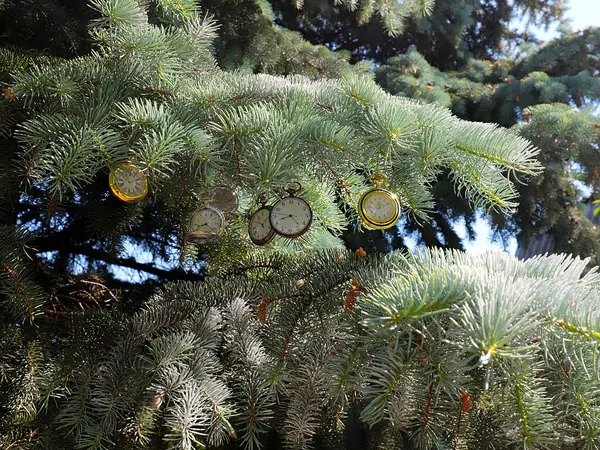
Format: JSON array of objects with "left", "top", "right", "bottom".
[
  {"left": 269, "top": 184, "right": 313, "bottom": 238},
  {"left": 188, "top": 205, "right": 225, "bottom": 238},
  {"left": 357, "top": 173, "right": 400, "bottom": 230},
  {"left": 248, "top": 197, "right": 276, "bottom": 246},
  {"left": 109, "top": 162, "right": 148, "bottom": 202},
  {"left": 208, "top": 186, "right": 238, "bottom": 215}
]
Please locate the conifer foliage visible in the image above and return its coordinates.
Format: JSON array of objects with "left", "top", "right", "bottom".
[
  {"left": 6, "top": 246, "right": 600, "bottom": 449},
  {"left": 0, "top": 0, "right": 538, "bottom": 315},
  {"left": 0, "top": 1, "right": 598, "bottom": 449}
]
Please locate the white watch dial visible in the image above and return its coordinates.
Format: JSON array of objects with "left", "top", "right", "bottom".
[
  {"left": 116, "top": 166, "right": 145, "bottom": 197},
  {"left": 270, "top": 197, "right": 312, "bottom": 237},
  {"left": 249, "top": 208, "right": 273, "bottom": 241},
  {"left": 364, "top": 192, "right": 397, "bottom": 223},
  {"left": 189, "top": 207, "right": 224, "bottom": 236}
]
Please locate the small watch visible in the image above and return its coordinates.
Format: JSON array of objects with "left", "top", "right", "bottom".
[
  {"left": 357, "top": 173, "right": 400, "bottom": 230},
  {"left": 269, "top": 185, "right": 313, "bottom": 238},
  {"left": 109, "top": 162, "right": 148, "bottom": 202}
]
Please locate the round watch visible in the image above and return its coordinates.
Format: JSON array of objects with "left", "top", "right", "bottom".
[
  {"left": 188, "top": 206, "right": 225, "bottom": 238},
  {"left": 208, "top": 186, "right": 238, "bottom": 214},
  {"left": 248, "top": 205, "right": 276, "bottom": 246},
  {"left": 109, "top": 162, "right": 148, "bottom": 202},
  {"left": 269, "top": 190, "right": 312, "bottom": 238},
  {"left": 357, "top": 173, "right": 400, "bottom": 230}
]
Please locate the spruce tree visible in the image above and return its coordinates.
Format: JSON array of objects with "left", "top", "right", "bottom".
[{"left": 2, "top": 1, "right": 600, "bottom": 450}]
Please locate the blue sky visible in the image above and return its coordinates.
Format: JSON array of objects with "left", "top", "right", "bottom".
[
  {"left": 538, "top": 0, "right": 600, "bottom": 40},
  {"left": 566, "top": 0, "right": 600, "bottom": 29},
  {"left": 454, "top": 0, "right": 600, "bottom": 256}
]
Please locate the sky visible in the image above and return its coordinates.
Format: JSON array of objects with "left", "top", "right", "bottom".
[
  {"left": 537, "top": 0, "right": 600, "bottom": 40},
  {"left": 568, "top": 0, "right": 600, "bottom": 29},
  {"left": 451, "top": 0, "right": 600, "bottom": 256}
]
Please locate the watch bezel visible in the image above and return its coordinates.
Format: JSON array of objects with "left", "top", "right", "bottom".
[{"left": 357, "top": 187, "right": 400, "bottom": 230}]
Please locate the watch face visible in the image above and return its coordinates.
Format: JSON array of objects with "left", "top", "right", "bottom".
[
  {"left": 209, "top": 186, "right": 238, "bottom": 213},
  {"left": 188, "top": 207, "right": 224, "bottom": 237},
  {"left": 358, "top": 189, "right": 400, "bottom": 229},
  {"left": 249, "top": 207, "right": 275, "bottom": 245},
  {"left": 269, "top": 196, "right": 312, "bottom": 238},
  {"left": 110, "top": 164, "right": 148, "bottom": 202}
]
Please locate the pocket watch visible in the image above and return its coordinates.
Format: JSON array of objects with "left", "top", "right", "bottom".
[
  {"left": 109, "top": 162, "right": 148, "bottom": 202},
  {"left": 248, "top": 200, "right": 276, "bottom": 246},
  {"left": 188, "top": 205, "right": 225, "bottom": 238},
  {"left": 208, "top": 186, "right": 238, "bottom": 215},
  {"left": 269, "top": 184, "right": 313, "bottom": 238},
  {"left": 357, "top": 173, "right": 400, "bottom": 230}
]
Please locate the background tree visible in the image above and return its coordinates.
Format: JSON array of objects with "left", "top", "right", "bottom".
[
  {"left": 269, "top": 0, "right": 566, "bottom": 66},
  {"left": 375, "top": 29, "right": 600, "bottom": 261}
]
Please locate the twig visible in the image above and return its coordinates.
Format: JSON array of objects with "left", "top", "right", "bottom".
[
  {"left": 323, "top": 161, "right": 352, "bottom": 197},
  {"left": 81, "top": 280, "right": 119, "bottom": 302},
  {"left": 68, "top": 289, "right": 100, "bottom": 306}
]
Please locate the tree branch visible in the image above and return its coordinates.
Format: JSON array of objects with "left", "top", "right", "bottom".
[{"left": 31, "top": 238, "right": 204, "bottom": 282}]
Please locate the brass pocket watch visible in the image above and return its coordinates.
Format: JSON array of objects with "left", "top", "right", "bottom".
[
  {"left": 357, "top": 173, "right": 400, "bottom": 230},
  {"left": 269, "top": 184, "right": 313, "bottom": 238},
  {"left": 109, "top": 162, "right": 148, "bottom": 202},
  {"left": 248, "top": 197, "right": 276, "bottom": 246}
]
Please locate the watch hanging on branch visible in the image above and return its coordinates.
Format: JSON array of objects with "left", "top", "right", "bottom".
[
  {"left": 188, "top": 205, "right": 225, "bottom": 239},
  {"left": 109, "top": 162, "right": 148, "bottom": 202},
  {"left": 357, "top": 172, "right": 400, "bottom": 230},
  {"left": 248, "top": 196, "right": 276, "bottom": 246},
  {"left": 207, "top": 185, "right": 238, "bottom": 217},
  {"left": 269, "top": 183, "right": 313, "bottom": 238}
]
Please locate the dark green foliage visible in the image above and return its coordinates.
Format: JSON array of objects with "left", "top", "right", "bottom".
[
  {"left": 375, "top": 31, "right": 600, "bottom": 127},
  {"left": 269, "top": 0, "right": 566, "bottom": 67},
  {"left": 0, "top": 0, "right": 92, "bottom": 57}
]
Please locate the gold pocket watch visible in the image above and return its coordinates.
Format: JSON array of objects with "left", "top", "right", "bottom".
[
  {"left": 357, "top": 173, "right": 400, "bottom": 230},
  {"left": 188, "top": 205, "right": 226, "bottom": 238},
  {"left": 269, "top": 184, "right": 313, "bottom": 238},
  {"left": 109, "top": 162, "right": 148, "bottom": 202},
  {"left": 248, "top": 196, "right": 276, "bottom": 246}
]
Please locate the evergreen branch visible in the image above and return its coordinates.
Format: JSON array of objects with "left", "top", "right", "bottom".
[{"left": 32, "top": 239, "right": 203, "bottom": 281}]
